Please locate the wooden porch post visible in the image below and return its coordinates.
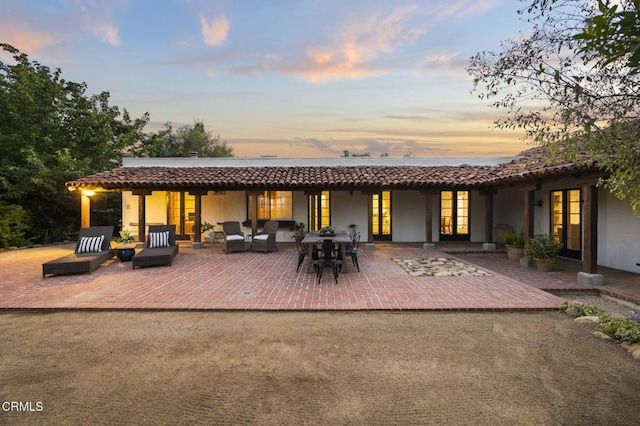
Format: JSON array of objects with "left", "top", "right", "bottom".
[
  {"left": 80, "top": 193, "right": 91, "bottom": 228},
  {"left": 582, "top": 184, "right": 599, "bottom": 274},
  {"left": 524, "top": 189, "right": 535, "bottom": 245},
  {"left": 424, "top": 191, "right": 433, "bottom": 243},
  {"left": 246, "top": 191, "right": 262, "bottom": 236},
  {"left": 310, "top": 194, "right": 317, "bottom": 231},
  {"left": 189, "top": 190, "right": 208, "bottom": 247},
  {"left": 367, "top": 193, "right": 374, "bottom": 245},
  {"left": 484, "top": 189, "right": 495, "bottom": 243},
  {"left": 132, "top": 190, "right": 150, "bottom": 242}
]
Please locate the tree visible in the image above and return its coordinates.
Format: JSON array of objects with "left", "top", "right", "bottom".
[
  {"left": 132, "top": 121, "right": 233, "bottom": 157},
  {"left": 467, "top": 0, "right": 640, "bottom": 214},
  {"left": 0, "top": 43, "right": 149, "bottom": 245},
  {"left": 573, "top": 0, "right": 640, "bottom": 72}
]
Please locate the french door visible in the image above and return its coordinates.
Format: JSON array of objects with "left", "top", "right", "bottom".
[
  {"left": 372, "top": 191, "right": 392, "bottom": 241},
  {"left": 440, "top": 190, "right": 470, "bottom": 241},
  {"left": 551, "top": 189, "right": 582, "bottom": 259},
  {"left": 168, "top": 191, "right": 195, "bottom": 240},
  {"left": 308, "top": 191, "right": 331, "bottom": 231}
]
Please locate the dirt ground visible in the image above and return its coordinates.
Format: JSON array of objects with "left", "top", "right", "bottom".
[{"left": 0, "top": 311, "right": 639, "bottom": 425}]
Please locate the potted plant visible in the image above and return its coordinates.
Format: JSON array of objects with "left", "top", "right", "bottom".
[
  {"left": 290, "top": 222, "right": 307, "bottom": 241},
  {"left": 319, "top": 225, "right": 336, "bottom": 237},
  {"left": 525, "top": 233, "right": 563, "bottom": 272},
  {"left": 191, "top": 221, "right": 215, "bottom": 241},
  {"left": 116, "top": 230, "right": 136, "bottom": 262},
  {"left": 117, "top": 230, "right": 136, "bottom": 248},
  {"left": 501, "top": 228, "right": 525, "bottom": 261}
]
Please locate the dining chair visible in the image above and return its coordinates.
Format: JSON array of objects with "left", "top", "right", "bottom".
[
  {"left": 345, "top": 232, "right": 361, "bottom": 271},
  {"left": 317, "top": 239, "right": 339, "bottom": 283},
  {"left": 295, "top": 235, "right": 317, "bottom": 272}
]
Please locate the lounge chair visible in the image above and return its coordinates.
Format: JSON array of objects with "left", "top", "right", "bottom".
[
  {"left": 42, "top": 226, "right": 115, "bottom": 278},
  {"left": 251, "top": 220, "right": 279, "bottom": 253},
  {"left": 132, "top": 225, "right": 178, "bottom": 269},
  {"left": 223, "top": 221, "right": 245, "bottom": 253}
]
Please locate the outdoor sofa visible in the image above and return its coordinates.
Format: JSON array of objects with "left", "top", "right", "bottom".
[
  {"left": 42, "top": 226, "right": 115, "bottom": 278},
  {"left": 132, "top": 225, "right": 178, "bottom": 269}
]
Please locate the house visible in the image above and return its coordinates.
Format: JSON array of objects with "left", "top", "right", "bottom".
[{"left": 66, "top": 148, "right": 640, "bottom": 282}]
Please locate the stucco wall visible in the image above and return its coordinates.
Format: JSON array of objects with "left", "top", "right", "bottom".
[
  {"left": 391, "top": 191, "right": 426, "bottom": 242},
  {"left": 598, "top": 189, "right": 640, "bottom": 272},
  {"left": 492, "top": 188, "right": 526, "bottom": 242},
  {"left": 330, "top": 191, "right": 369, "bottom": 241}
]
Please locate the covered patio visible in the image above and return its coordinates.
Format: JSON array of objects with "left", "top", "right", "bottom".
[{"left": 3, "top": 242, "right": 639, "bottom": 311}]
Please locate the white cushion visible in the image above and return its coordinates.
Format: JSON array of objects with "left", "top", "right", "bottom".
[
  {"left": 253, "top": 234, "right": 269, "bottom": 240},
  {"left": 226, "top": 235, "right": 244, "bottom": 241},
  {"left": 149, "top": 231, "right": 170, "bottom": 248},
  {"left": 77, "top": 235, "right": 104, "bottom": 253}
]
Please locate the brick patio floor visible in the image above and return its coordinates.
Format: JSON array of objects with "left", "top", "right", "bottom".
[{"left": 1, "top": 242, "right": 638, "bottom": 311}]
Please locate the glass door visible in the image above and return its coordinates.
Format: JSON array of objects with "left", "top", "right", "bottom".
[
  {"left": 551, "top": 189, "right": 581, "bottom": 259},
  {"left": 308, "top": 191, "right": 331, "bottom": 231},
  {"left": 168, "top": 191, "right": 195, "bottom": 240},
  {"left": 372, "top": 191, "right": 392, "bottom": 241},
  {"left": 440, "top": 190, "right": 470, "bottom": 241}
]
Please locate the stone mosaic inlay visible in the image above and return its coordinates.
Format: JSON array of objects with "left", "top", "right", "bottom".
[{"left": 392, "top": 257, "right": 492, "bottom": 277}]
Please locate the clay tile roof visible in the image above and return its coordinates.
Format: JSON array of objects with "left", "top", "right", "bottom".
[{"left": 66, "top": 147, "right": 599, "bottom": 191}]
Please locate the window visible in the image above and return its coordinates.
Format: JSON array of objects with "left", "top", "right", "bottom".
[{"left": 248, "top": 191, "right": 293, "bottom": 220}]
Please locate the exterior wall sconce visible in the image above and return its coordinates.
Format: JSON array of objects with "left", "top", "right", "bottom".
[
  {"left": 535, "top": 200, "right": 543, "bottom": 207},
  {"left": 82, "top": 189, "right": 96, "bottom": 197}
]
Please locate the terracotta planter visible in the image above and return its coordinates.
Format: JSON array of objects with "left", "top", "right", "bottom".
[
  {"left": 534, "top": 258, "right": 555, "bottom": 272},
  {"left": 505, "top": 244, "right": 525, "bottom": 261}
]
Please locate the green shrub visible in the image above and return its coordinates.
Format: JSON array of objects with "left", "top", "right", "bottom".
[
  {"left": 525, "top": 233, "right": 563, "bottom": 259},
  {"left": 561, "top": 301, "right": 640, "bottom": 343},
  {"left": 561, "top": 301, "right": 608, "bottom": 318},
  {"left": 0, "top": 204, "right": 29, "bottom": 248},
  {"left": 501, "top": 228, "right": 525, "bottom": 245},
  {"left": 601, "top": 317, "right": 640, "bottom": 343}
]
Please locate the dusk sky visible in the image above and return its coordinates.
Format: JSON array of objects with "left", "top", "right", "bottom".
[{"left": 1, "top": 0, "right": 535, "bottom": 158}]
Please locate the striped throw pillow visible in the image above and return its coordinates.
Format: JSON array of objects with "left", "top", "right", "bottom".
[
  {"left": 77, "top": 235, "right": 104, "bottom": 253},
  {"left": 149, "top": 231, "right": 170, "bottom": 248}
]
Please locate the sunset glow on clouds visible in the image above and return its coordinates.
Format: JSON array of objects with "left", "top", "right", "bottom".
[
  {"left": 199, "top": 14, "right": 229, "bottom": 46},
  {"left": 0, "top": 0, "right": 531, "bottom": 158}
]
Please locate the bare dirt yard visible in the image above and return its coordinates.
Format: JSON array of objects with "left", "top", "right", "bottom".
[{"left": 1, "top": 311, "right": 639, "bottom": 425}]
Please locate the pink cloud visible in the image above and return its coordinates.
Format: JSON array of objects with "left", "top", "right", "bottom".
[
  {"left": 278, "top": 4, "right": 427, "bottom": 83},
  {"left": 199, "top": 14, "right": 229, "bottom": 46},
  {"left": 0, "top": 25, "right": 58, "bottom": 54}
]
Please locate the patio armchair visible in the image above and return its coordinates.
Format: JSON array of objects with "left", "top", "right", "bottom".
[
  {"left": 132, "top": 225, "right": 178, "bottom": 269},
  {"left": 42, "top": 226, "right": 115, "bottom": 277},
  {"left": 251, "top": 220, "right": 279, "bottom": 253},
  {"left": 223, "top": 221, "right": 245, "bottom": 253}
]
